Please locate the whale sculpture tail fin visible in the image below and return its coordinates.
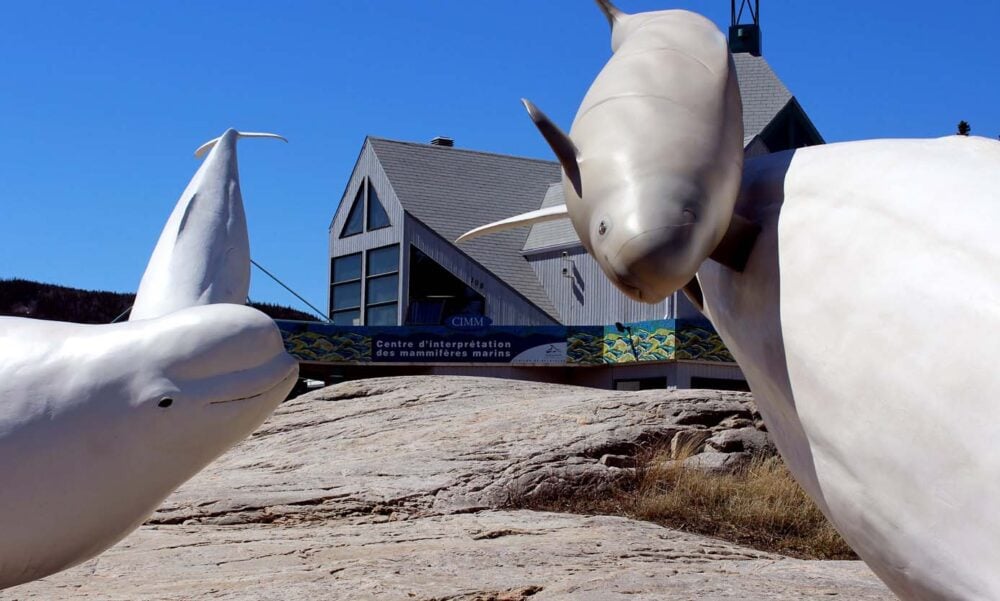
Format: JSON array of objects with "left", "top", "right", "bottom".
[{"left": 194, "top": 131, "right": 288, "bottom": 158}]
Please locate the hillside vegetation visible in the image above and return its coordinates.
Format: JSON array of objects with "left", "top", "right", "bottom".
[{"left": 0, "top": 278, "right": 317, "bottom": 323}]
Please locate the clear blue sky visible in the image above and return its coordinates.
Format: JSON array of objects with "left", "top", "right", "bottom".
[{"left": 1, "top": 1, "right": 996, "bottom": 316}]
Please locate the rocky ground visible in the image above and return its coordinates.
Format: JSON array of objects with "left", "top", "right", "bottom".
[{"left": 2, "top": 376, "right": 893, "bottom": 600}]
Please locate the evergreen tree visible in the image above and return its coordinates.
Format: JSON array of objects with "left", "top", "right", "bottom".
[{"left": 957, "top": 121, "right": 971, "bottom": 136}]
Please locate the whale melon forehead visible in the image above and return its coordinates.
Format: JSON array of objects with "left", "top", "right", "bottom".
[{"left": 141, "top": 304, "right": 286, "bottom": 378}]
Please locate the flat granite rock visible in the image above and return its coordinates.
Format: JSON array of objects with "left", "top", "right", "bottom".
[
  {"left": 152, "top": 376, "right": 764, "bottom": 523},
  {"left": 6, "top": 511, "right": 890, "bottom": 601},
  {"left": 1, "top": 376, "right": 893, "bottom": 600}
]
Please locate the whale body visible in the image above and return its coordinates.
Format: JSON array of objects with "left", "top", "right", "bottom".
[
  {"left": 0, "top": 303, "right": 297, "bottom": 588},
  {"left": 460, "top": 1, "right": 1000, "bottom": 598},
  {"left": 696, "top": 136, "right": 1000, "bottom": 600}
]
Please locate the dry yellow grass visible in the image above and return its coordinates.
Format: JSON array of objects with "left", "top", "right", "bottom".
[
  {"left": 508, "top": 445, "right": 855, "bottom": 560},
  {"left": 631, "top": 450, "right": 853, "bottom": 559}
]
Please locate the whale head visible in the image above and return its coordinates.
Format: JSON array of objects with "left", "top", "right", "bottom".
[
  {"left": 96, "top": 304, "right": 298, "bottom": 484},
  {"left": 0, "top": 303, "right": 298, "bottom": 584}
]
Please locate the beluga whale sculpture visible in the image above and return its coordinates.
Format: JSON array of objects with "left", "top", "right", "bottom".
[
  {"left": 460, "top": 2, "right": 1000, "bottom": 599},
  {"left": 0, "top": 130, "right": 297, "bottom": 589},
  {"left": 457, "top": 0, "right": 752, "bottom": 302}
]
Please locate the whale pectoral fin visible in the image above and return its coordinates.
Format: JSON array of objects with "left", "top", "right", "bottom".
[
  {"left": 521, "top": 99, "right": 583, "bottom": 198},
  {"left": 194, "top": 132, "right": 288, "bottom": 158},
  {"left": 456, "top": 204, "right": 570, "bottom": 243},
  {"left": 709, "top": 213, "right": 761, "bottom": 273}
]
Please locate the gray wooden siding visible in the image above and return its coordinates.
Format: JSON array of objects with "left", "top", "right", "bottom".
[
  {"left": 403, "top": 215, "right": 558, "bottom": 326},
  {"left": 744, "top": 135, "right": 771, "bottom": 158},
  {"left": 328, "top": 140, "right": 406, "bottom": 323},
  {"left": 526, "top": 247, "right": 676, "bottom": 325}
]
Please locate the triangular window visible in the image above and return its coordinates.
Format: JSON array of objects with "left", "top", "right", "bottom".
[
  {"left": 367, "top": 185, "right": 390, "bottom": 230},
  {"left": 340, "top": 186, "right": 364, "bottom": 238},
  {"left": 339, "top": 179, "right": 391, "bottom": 238}
]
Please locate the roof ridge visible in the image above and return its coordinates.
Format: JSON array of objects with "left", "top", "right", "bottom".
[{"left": 368, "top": 136, "right": 559, "bottom": 166}]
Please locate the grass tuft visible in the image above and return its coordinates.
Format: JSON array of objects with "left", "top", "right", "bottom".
[{"left": 508, "top": 444, "right": 855, "bottom": 560}]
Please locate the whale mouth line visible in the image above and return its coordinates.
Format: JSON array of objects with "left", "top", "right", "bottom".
[{"left": 209, "top": 368, "right": 296, "bottom": 405}]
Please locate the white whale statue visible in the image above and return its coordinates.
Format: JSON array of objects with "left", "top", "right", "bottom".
[
  {"left": 460, "top": 3, "right": 746, "bottom": 302},
  {"left": 0, "top": 130, "right": 298, "bottom": 589},
  {"left": 459, "top": 2, "right": 1000, "bottom": 599},
  {"left": 131, "top": 128, "right": 286, "bottom": 321}
]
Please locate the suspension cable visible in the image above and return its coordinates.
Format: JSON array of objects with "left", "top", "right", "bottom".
[
  {"left": 110, "top": 263, "right": 330, "bottom": 323},
  {"left": 110, "top": 306, "right": 132, "bottom": 323},
  {"left": 251, "top": 259, "right": 330, "bottom": 322}
]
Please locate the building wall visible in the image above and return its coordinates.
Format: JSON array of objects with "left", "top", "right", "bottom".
[
  {"left": 526, "top": 246, "right": 703, "bottom": 324},
  {"left": 744, "top": 135, "right": 771, "bottom": 159},
  {"left": 675, "top": 361, "right": 748, "bottom": 389},
  {"left": 403, "top": 216, "right": 558, "bottom": 326},
  {"left": 527, "top": 247, "right": 670, "bottom": 324}
]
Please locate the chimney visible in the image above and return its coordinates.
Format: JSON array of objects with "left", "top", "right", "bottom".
[
  {"left": 729, "top": 0, "right": 762, "bottom": 56},
  {"left": 429, "top": 136, "right": 454, "bottom": 147}
]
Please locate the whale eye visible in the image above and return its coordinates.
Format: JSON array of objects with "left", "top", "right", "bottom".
[
  {"left": 158, "top": 397, "right": 174, "bottom": 408},
  {"left": 598, "top": 221, "right": 608, "bottom": 236}
]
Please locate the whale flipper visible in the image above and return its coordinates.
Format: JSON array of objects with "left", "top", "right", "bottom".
[
  {"left": 130, "top": 129, "right": 285, "bottom": 321},
  {"left": 456, "top": 204, "right": 569, "bottom": 244}
]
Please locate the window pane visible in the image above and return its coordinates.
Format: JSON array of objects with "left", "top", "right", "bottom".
[
  {"left": 332, "top": 253, "right": 361, "bottom": 283},
  {"left": 367, "top": 185, "right": 391, "bottom": 230},
  {"left": 331, "top": 281, "right": 361, "bottom": 310},
  {"left": 366, "top": 303, "right": 397, "bottom": 326},
  {"left": 367, "top": 245, "right": 398, "bottom": 276},
  {"left": 331, "top": 309, "right": 360, "bottom": 326},
  {"left": 340, "top": 187, "right": 364, "bottom": 237},
  {"left": 366, "top": 274, "right": 398, "bottom": 304}
]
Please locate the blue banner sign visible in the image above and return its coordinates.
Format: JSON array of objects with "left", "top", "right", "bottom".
[
  {"left": 275, "top": 319, "right": 733, "bottom": 365},
  {"left": 373, "top": 328, "right": 562, "bottom": 363}
]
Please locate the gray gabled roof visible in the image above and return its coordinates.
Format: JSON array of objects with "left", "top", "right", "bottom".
[
  {"left": 733, "top": 53, "right": 793, "bottom": 143},
  {"left": 368, "top": 138, "right": 562, "bottom": 321},
  {"left": 525, "top": 53, "right": 804, "bottom": 254}
]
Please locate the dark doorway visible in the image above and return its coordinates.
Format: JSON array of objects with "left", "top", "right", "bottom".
[
  {"left": 614, "top": 376, "right": 668, "bottom": 391},
  {"left": 406, "top": 246, "right": 486, "bottom": 325},
  {"left": 690, "top": 377, "right": 751, "bottom": 392}
]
